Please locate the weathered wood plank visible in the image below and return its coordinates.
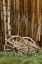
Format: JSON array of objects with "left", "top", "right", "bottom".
[
  {"left": 7, "top": 0, "right": 11, "bottom": 36},
  {"left": 3, "top": 0, "right": 7, "bottom": 38},
  {"left": 36, "top": 0, "right": 41, "bottom": 42},
  {"left": 15, "top": 0, "right": 20, "bottom": 35}
]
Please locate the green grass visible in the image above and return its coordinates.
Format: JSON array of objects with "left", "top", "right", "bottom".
[{"left": 0, "top": 50, "right": 42, "bottom": 64}]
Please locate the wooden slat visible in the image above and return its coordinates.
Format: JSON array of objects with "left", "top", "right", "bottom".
[
  {"left": 7, "top": 0, "right": 11, "bottom": 36},
  {"left": 24, "top": 0, "right": 29, "bottom": 37},
  {"left": 36, "top": 0, "right": 41, "bottom": 41},
  {"left": 15, "top": 0, "right": 20, "bottom": 35},
  {"left": 3, "top": 0, "right": 7, "bottom": 38}
]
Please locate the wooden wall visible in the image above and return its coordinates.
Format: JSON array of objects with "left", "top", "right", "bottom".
[
  {"left": 0, "top": 0, "right": 42, "bottom": 48},
  {"left": 10, "top": 0, "right": 42, "bottom": 42}
]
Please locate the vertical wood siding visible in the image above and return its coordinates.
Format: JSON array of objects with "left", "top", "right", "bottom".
[
  {"left": 3, "top": 0, "right": 42, "bottom": 42},
  {"left": 0, "top": 0, "right": 42, "bottom": 50}
]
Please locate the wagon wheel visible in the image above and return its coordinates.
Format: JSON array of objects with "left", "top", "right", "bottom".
[
  {"left": 4, "top": 35, "right": 28, "bottom": 54},
  {"left": 23, "top": 37, "right": 36, "bottom": 44},
  {"left": 23, "top": 37, "right": 37, "bottom": 54}
]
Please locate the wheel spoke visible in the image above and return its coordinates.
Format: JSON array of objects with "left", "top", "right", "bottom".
[
  {"left": 5, "top": 49, "right": 12, "bottom": 51},
  {"left": 5, "top": 44, "right": 13, "bottom": 48},
  {"left": 5, "top": 38, "right": 14, "bottom": 45}
]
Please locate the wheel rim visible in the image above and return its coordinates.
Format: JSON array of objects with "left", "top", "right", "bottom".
[
  {"left": 23, "top": 37, "right": 36, "bottom": 44},
  {"left": 4, "top": 35, "right": 28, "bottom": 53}
]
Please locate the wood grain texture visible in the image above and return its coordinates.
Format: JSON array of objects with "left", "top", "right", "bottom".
[{"left": 0, "top": 0, "right": 42, "bottom": 50}]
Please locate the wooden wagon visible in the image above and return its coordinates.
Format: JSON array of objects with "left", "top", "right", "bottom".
[{"left": 4, "top": 35, "right": 40, "bottom": 55}]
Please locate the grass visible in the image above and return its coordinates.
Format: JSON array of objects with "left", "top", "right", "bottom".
[{"left": 0, "top": 50, "right": 42, "bottom": 64}]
